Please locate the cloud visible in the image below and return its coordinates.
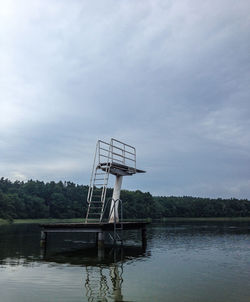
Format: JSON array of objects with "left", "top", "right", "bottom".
[{"left": 0, "top": 0, "right": 250, "bottom": 198}]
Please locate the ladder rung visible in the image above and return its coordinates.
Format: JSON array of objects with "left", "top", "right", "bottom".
[{"left": 88, "top": 213, "right": 101, "bottom": 216}]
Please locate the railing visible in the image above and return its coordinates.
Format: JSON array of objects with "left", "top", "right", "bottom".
[
  {"left": 98, "top": 138, "right": 136, "bottom": 169},
  {"left": 101, "top": 197, "right": 124, "bottom": 245}
]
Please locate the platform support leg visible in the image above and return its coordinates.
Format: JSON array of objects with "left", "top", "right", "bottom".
[{"left": 109, "top": 175, "right": 123, "bottom": 223}]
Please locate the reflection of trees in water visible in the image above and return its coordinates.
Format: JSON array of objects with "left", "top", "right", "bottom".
[{"left": 85, "top": 264, "right": 123, "bottom": 302}]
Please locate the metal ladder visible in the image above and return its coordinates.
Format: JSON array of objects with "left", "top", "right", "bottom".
[{"left": 85, "top": 140, "right": 112, "bottom": 223}]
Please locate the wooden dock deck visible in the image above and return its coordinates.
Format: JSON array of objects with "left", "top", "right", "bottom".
[{"left": 40, "top": 221, "right": 148, "bottom": 232}]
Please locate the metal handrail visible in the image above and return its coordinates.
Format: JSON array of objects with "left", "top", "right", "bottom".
[
  {"left": 98, "top": 139, "right": 136, "bottom": 169},
  {"left": 111, "top": 138, "right": 135, "bottom": 150},
  {"left": 101, "top": 197, "right": 123, "bottom": 222},
  {"left": 101, "top": 197, "right": 123, "bottom": 245}
]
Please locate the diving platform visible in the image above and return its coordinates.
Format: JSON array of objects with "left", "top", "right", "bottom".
[{"left": 40, "top": 138, "right": 149, "bottom": 250}]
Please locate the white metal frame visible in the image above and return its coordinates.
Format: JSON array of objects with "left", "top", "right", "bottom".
[{"left": 85, "top": 139, "right": 137, "bottom": 223}]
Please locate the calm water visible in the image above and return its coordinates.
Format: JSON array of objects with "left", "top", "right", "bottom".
[{"left": 0, "top": 221, "right": 250, "bottom": 302}]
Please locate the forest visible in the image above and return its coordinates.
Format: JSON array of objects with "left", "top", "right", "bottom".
[{"left": 0, "top": 177, "right": 250, "bottom": 220}]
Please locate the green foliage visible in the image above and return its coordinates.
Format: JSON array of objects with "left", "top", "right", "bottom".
[
  {"left": 0, "top": 177, "right": 249, "bottom": 219},
  {"left": 154, "top": 196, "right": 250, "bottom": 218},
  {"left": 0, "top": 178, "right": 88, "bottom": 220}
]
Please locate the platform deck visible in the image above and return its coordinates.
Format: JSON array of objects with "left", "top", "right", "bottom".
[{"left": 98, "top": 162, "right": 145, "bottom": 176}]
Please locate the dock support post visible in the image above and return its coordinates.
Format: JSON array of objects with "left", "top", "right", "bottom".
[
  {"left": 40, "top": 231, "right": 47, "bottom": 248},
  {"left": 95, "top": 232, "right": 98, "bottom": 246},
  {"left": 141, "top": 227, "right": 147, "bottom": 249},
  {"left": 97, "top": 231, "right": 105, "bottom": 259},
  {"left": 98, "top": 231, "right": 104, "bottom": 249}
]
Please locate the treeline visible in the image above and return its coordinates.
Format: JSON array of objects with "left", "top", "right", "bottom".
[
  {"left": 154, "top": 196, "right": 250, "bottom": 217},
  {"left": 0, "top": 178, "right": 155, "bottom": 220},
  {"left": 0, "top": 178, "right": 250, "bottom": 220}
]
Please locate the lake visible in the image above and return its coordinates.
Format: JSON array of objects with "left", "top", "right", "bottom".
[{"left": 0, "top": 221, "right": 249, "bottom": 302}]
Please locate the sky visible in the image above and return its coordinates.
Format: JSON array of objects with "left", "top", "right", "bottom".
[{"left": 0, "top": 0, "right": 250, "bottom": 199}]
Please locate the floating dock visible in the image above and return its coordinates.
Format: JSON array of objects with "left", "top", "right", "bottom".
[{"left": 40, "top": 221, "right": 148, "bottom": 249}]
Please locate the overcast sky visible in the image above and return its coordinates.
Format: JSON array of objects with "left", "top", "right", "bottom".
[{"left": 0, "top": 0, "right": 250, "bottom": 198}]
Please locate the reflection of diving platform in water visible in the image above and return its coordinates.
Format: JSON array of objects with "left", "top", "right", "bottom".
[
  {"left": 42, "top": 244, "right": 149, "bottom": 302},
  {"left": 85, "top": 264, "right": 123, "bottom": 302}
]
